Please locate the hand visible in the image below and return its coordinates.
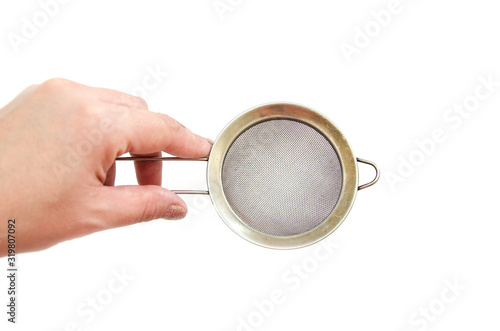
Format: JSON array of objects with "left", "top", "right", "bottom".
[{"left": 0, "top": 78, "right": 212, "bottom": 255}]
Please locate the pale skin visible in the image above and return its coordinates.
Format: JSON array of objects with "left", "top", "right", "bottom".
[{"left": 0, "top": 78, "right": 212, "bottom": 256}]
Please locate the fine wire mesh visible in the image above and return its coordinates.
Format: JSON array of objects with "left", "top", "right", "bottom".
[{"left": 221, "top": 119, "right": 343, "bottom": 236}]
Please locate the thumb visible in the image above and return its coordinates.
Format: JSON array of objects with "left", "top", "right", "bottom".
[{"left": 95, "top": 185, "right": 188, "bottom": 229}]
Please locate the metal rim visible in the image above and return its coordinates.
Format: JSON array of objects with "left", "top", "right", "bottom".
[{"left": 207, "top": 103, "right": 358, "bottom": 249}]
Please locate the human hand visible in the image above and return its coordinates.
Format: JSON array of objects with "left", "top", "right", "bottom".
[{"left": 0, "top": 78, "right": 212, "bottom": 255}]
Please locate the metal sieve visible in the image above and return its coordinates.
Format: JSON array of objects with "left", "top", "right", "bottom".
[{"left": 116, "top": 103, "right": 379, "bottom": 249}]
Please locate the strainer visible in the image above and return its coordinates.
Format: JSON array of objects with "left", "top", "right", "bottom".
[{"left": 117, "top": 103, "right": 379, "bottom": 249}]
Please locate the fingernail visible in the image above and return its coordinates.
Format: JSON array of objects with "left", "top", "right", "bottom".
[
  {"left": 163, "top": 205, "right": 187, "bottom": 220},
  {"left": 206, "top": 137, "right": 214, "bottom": 145}
]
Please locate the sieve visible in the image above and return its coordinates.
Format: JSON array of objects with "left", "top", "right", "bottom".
[{"left": 116, "top": 103, "right": 379, "bottom": 249}]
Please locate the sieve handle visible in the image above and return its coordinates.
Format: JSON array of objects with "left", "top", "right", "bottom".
[
  {"left": 357, "top": 158, "right": 380, "bottom": 191},
  {"left": 115, "top": 156, "right": 209, "bottom": 195}
]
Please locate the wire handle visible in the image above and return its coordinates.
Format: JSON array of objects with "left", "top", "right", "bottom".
[
  {"left": 115, "top": 156, "right": 209, "bottom": 195},
  {"left": 357, "top": 158, "right": 380, "bottom": 191},
  {"left": 116, "top": 156, "right": 380, "bottom": 193}
]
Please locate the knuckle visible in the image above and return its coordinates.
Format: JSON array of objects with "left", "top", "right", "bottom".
[
  {"left": 38, "top": 78, "right": 72, "bottom": 92},
  {"left": 34, "top": 78, "right": 74, "bottom": 101},
  {"left": 75, "top": 102, "right": 111, "bottom": 127},
  {"left": 132, "top": 95, "right": 148, "bottom": 109},
  {"left": 120, "top": 93, "right": 148, "bottom": 109},
  {"left": 77, "top": 101, "right": 99, "bottom": 117},
  {"left": 163, "top": 116, "right": 183, "bottom": 133}
]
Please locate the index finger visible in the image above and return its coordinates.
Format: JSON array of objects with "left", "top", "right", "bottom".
[{"left": 120, "top": 109, "right": 213, "bottom": 158}]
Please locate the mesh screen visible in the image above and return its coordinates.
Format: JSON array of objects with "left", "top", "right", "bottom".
[{"left": 221, "top": 119, "right": 343, "bottom": 236}]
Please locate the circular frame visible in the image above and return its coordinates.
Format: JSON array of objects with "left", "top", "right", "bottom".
[{"left": 207, "top": 103, "right": 358, "bottom": 249}]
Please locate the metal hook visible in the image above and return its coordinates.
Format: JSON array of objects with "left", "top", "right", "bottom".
[{"left": 357, "top": 158, "right": 380, "bottom": 191}]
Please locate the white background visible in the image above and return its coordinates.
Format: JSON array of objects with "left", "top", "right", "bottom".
[{"left": 1, "top": 0, "right": 500, "bottom": 330}]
